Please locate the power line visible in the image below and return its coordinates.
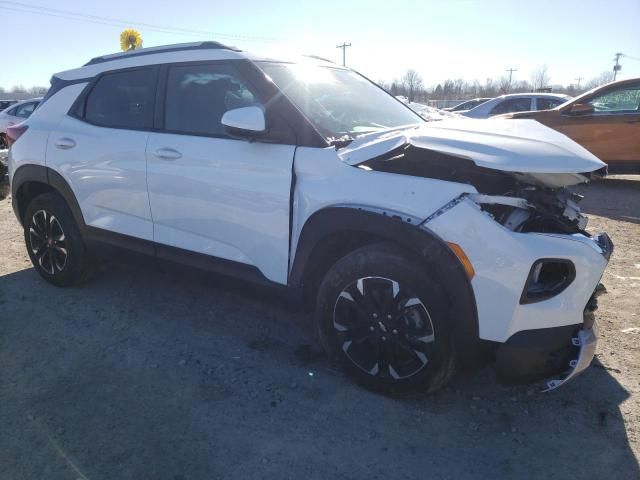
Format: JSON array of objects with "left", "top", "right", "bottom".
[
  {"left": 574, "top": 76, "right": 583, "bottom": 89},
  {"left": 0, "top": 1, "right": 277, "bottom": 43},
  {"left": 336, "top": 42, "right": 351, "bottom": 67}
]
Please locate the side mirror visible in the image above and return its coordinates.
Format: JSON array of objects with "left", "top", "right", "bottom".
[
  {"left": 568, "top": 103, "right": 594, "bottom": 115},
  {"left": 221, "top": 106, "right": 266, "bottom": 138}
]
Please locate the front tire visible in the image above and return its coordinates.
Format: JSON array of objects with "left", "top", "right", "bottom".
[
  {"left": 23, "top": 191, "right": 94, "bottom": 287},
  {"left": 316, "top": 243, "right": 456, "bottom": 394}
]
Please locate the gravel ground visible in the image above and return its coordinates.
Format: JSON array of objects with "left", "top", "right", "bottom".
[{"left": 0, "top": 176, "right": 638, "bottom": 479}]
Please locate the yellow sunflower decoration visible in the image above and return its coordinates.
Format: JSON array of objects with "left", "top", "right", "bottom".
[{"left": 120, "top": 29, "right": 143, "bottom": 52}]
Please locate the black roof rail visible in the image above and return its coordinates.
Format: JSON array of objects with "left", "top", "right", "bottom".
[{"left": 83, "top": 41, "right": 240, "bottom": 66}]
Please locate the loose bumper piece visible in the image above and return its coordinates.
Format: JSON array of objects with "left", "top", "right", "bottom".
[{"left": 542, "top": 324, "right": 598, "bottom": 391}]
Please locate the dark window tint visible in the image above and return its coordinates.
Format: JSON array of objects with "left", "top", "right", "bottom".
[
  {"left": 536, "top": 97, "right": 564, "bottom": 110},
  {"left": 490, "top": 97, "right": 532, "bottom": 115},
  {"left": 14, "top": 101, "right": 39, "bottom": 118},
  {"left": 84, "top": 69, "right": 155, "bottom": 129},
  {"left": 164, "top": 64, "right": 259, "bottom": 136}
]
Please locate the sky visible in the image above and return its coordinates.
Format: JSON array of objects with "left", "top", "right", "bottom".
[{"left": 1, "top": 0, "right": 639, "bottom": 90}]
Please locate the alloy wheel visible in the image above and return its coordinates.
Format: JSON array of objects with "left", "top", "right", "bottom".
[
  {"left": 332, "top": 276, "right": 435, "bottom": 380},
  {"left": 28, "top": 209, "right": 68, "bottom": 275}
]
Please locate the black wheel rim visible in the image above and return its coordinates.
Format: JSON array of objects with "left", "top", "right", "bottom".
[
  {"left": 29, "top": 209, "right": 68, "bottom": 275},
  {"left": 332, "top": 276, "right": 435, "bottom": 380}
]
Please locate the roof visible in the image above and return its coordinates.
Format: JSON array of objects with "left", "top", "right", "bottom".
[
  {"left": 54, "top": 41, "right": 341, "bottom": 81},
  {"left": 83, "top": 41, "right": 239, "bottom": 66},
  {"left": 496, "top": 92, "right": 570, "bottom": 99}
]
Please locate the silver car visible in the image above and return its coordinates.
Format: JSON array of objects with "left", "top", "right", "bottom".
[
  {"left": 461, "top": 93, "right": 570, "bottom": 118},
  {"left": 0, "top": 98, "right": 42, "bottom": 147}
]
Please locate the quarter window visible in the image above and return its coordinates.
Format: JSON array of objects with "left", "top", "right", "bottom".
[
  {"left": 164, "top": 64, "right": 260, "bottom": 136},
  {"left": 490, "top": 97, "right": 532, "bottom": 115},
  {"left": 588, "top": 85, "right": 640, "bottom": 113},
  {"left": 84, "top": 69, "right": 155, "bottom": 129}
]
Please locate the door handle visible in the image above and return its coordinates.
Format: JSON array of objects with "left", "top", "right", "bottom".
[
  {"left": 54, "top": 137, "right": 76, "bottom": 149},
  {"left": 153, "top": 147, "right": 182, "bottom": 160}
]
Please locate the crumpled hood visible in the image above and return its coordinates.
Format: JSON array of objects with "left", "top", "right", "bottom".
[{"left": 338, "top": 119, "right": 606, "bottom": 187}]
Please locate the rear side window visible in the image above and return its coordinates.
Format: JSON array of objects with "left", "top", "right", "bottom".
[
  {"left": 164, "top": 63, "right": 260, "bottom": 136},
  {"left": 490, "top": 97, "right": 532, "bottom": 115},
  {"left": 84, "top": 69, "right": 155, "bottom": 129}
]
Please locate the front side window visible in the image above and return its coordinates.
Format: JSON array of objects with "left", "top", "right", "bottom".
[
  {"left": 536, "top": 97, "right": 564, "bottom": 110},
  {"left": 588, "top": 85, "right": 640, "bottom": 113},
  {"left": 164, "top": 63, "right": 260, "bottom": 136},
  {"left": 84, "top": 68, "right": 155, "bottom": 129},
  {"left": 259, "top": 63, "right": 423, "bottom": 142},
  {"left": 490, "top": 97, "right": 532, "bottom": 115}
]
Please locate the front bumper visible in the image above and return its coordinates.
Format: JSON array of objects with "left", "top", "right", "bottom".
[
  {"left": 543, "top": 324, "right": 597, "bottom": 391},
  {"left": 495, "top": 284, "right": 604, "bottom": 388},
  {"left": 425, "top": 197, "right": 611, "bottom": 343}
]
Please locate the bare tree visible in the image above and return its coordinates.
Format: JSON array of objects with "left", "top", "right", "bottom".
[
  {"left": 498, "top": 75, "right": 511, "bottom": 94},
  {"left": 28, "top": 86, "right": 48, "bottom": 96},
  {"left": 530, "top": 65, "right": 550, "bottom": 91},
  {"left": 401, "top": 69, "right": 424, "bottom": 102},
  {"left": 584, "top": 71, "right": 615, "bottom": 90}
]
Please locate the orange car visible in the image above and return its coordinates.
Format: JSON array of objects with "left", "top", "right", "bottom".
[{"left": 497, "top": 78, "right": 640, "bottom": 172}]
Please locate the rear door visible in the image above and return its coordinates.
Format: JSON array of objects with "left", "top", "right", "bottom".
[
  {"left": 46, "top": 67, "right": 157, "bottom": 241},
  {"left": 145, "top": 61, "right": 296, "bottom": 283},
  {"left": 555, "top": 82, "right": 640, "bottom": 163}
]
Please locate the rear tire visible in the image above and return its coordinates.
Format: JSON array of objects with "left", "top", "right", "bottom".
[
  {"left": 316, "top": 243, "right": 456, "bottom": 394},
  {"left": 23, "top": 191, "right": 94, "bottom": 287}
]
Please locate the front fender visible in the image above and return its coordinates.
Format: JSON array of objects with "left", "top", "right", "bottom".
[{"left": 289, "top": 206, "right": 481, "bottom": 369}]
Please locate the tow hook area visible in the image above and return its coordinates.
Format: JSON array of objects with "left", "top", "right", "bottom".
[{"left": 542, "top": 283, "right": 607, "bottom": 391}]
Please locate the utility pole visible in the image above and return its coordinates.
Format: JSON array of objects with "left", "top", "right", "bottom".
[
  {"left": 574, "top": 76, "right": 583, "bottom": 89},
  {"left": 505, "top": 68, "right": 518, "bottom": 90},
  {"left": 336, "top": 42, "right": 351, "bottom": 67},
  {"left": 613, "top": 52, "right": 623, "bottom": 80}
]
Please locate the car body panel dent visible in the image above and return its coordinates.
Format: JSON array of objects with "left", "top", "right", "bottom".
[
  {"left": 290, "top": 146, "right": 477, "bottom": 268},
  {"left": 424, "top": 197, "right": 608, "bottom": 342},
  {"left": 338, "top": 119, "right": 606, "bottom": 187}
]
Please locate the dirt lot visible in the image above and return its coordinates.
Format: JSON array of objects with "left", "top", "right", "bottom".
[{"left": 0, "top": 176, "right": 639, "bottom": 480}]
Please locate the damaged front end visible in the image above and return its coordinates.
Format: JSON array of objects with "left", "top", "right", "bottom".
[
  {"left": 355, "top": 141, "right": 606, "bottom": 236},
  {"left": 339, "top": 120, "right": 613, "bottom": 390}
]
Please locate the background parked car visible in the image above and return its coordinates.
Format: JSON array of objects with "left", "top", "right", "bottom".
[
  {"left": 0, "top": 98, "right": 41, "bottom": 147},
  {"left": 406, "top": 102, "right": 463, "bottom": 121},
  {"left": 443, "top": 97, "right": 492, "bottom": 112},
  {"left": 0, "top": 100, "right": 18, "bottom": 111},
  {"left": 496, "top": 78, "right": 640, "bottom": 172},
  {"left": 461, "top": 93, "right": 571, "bottom": 118}
]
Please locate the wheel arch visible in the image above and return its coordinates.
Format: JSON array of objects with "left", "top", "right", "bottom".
[
  {"left": 11, "top": 164, "right": 85, "bottom": 229},
  {"left": 289, "top": 206, "right": 481, "bottom": 368}
]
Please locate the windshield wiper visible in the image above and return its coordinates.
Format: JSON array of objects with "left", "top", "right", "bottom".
[{"left": 328, "top": 136, "right": 354, "bottom": 148}]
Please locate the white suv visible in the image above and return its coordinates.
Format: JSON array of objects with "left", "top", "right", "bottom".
[{"left": 8, "top": 42, "right": 612, "bottom": 393}]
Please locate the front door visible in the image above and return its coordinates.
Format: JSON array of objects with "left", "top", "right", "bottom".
[
  {"left": 146, "top": 62, "right": 295, "bottom": 283},
  {"left": 556, "top": 82, "right": 640, "bottom": 163}
]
